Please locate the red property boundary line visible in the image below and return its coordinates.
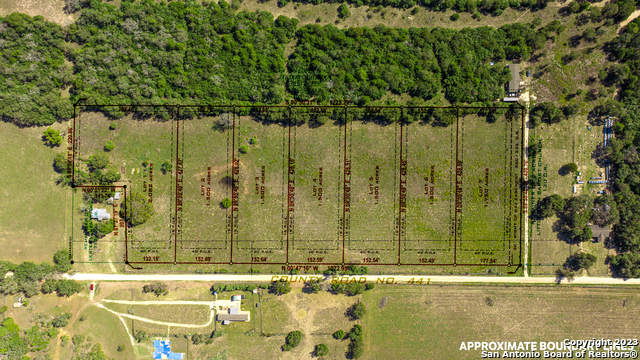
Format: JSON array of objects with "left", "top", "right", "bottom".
[
  {"left": 70, "top": 102, "right": 525, "bottom": 272},
  {"left": 69, "top": 185, "right": 132, "bottom": 267}
]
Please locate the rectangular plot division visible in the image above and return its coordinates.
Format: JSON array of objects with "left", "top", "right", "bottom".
[
  {"left": 177, "top": 107, "right": 233, "bottom": 263},
  {"left": 401, "top": 114, "right": 456, "bottom": 265},
  {"left": 71, "top": 104, "right": 524, "bottom": 269},
  {"left": 233, "top": 107, "right": 288, "bottom": 264},
  {"left": 456, "top": 112, "right": 522, "bottom": 265},
  {"left": 287, "top": 106, "right": 343, "bottom": 264},
  {"left": 76, "top": 108, "right": 176, "bottom": 264},
  {"left": 344, "top": 108, "right": 401, "bottom": 264},
  {"left": 71, "top": 185, "right": 127, "bottom": 265}
]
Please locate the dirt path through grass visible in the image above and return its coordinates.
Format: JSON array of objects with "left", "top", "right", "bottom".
[
  {"left": 618, "top": 9, "right": 640, "bottom": 34},
  {"left": 95, "top": 302, "right": 215, "bottom": 328}
]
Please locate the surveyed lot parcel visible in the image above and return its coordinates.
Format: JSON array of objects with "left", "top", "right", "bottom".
[{"left": 68, "top": 106, "right": 524, "bottom": 273}]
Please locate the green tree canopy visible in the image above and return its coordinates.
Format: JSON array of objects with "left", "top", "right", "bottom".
[
  {"left": 53, "top": 250, "right": 72, "bottom": 272},
  {"left": 0, "top": 13, "right": 72, "bottom": 126},
  {"left": 270, "top": 280, "right": 292, "bottom": 295},
  {"left": 609, "top": 253, "right": 640, "bottom": 278},
  {"left": 347, "top": 302, "right": 366, "bottom": 320},
  {"left": 43, "top": 128, "right": 62, "bottom": 146},
  {"left": 282, "top": 330, "right": 302, "bottom": 351},
  {"left": 566, "top": 252, "right": 597, "bottom": 271},
  {"left": 121, "top": 191, "right": 154, "bottom": 227},
  {"left": 315, "top": 343, "right": 329, "bottom": 357}
]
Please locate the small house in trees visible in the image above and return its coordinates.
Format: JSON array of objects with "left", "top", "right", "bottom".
[
  {"left": 588, "top": 225, "right": 610, "bottom": 243},
  {"left": 506, "top": 64, "right": 521, "bottom": 97},
  {"left": 90, "top": 208, "right": 111, "bottom": 221}
]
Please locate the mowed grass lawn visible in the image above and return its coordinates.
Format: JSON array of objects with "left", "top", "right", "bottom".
[
  {"left": 363, "top": 284, "right": 640, "bottom": 360},
  {"left": 0, "top": 121, "right": 70, "bottom": 263},
  {"left": 101, "top": 303, "right": 212, "bottom": 325}
]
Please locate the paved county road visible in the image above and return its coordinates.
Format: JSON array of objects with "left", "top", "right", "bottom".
[{"left": 66, "top": 273, "right": 640, "bottom": 285}]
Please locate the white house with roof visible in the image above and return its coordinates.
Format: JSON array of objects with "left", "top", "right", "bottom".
[{"left": 90, "top": 208, "right": 110, "bottom": 221}]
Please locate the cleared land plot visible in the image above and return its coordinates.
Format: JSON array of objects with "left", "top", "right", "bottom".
[
  {"left": 346, "top": 113, "right": 400, "bottom": 264},
  {"left": 71, "top": 186, "right": 127, "bottom": 266},
  {"left": 288, "top": 112, "right": 343, "bottom": 263},
  {"left": 259, "top": 289, "right": 355, "bottom": 358},
  {"left": 234, "top": 113, "right": 288, "bottom": 263},
  {"left": 457, "top": 114, "right": 521, "bottom": 265},
  {"left": 102, "top": 303, "right": 212, "bottom": 325},
  {"left": 178, "top": 114, "right": 232, "bottom": 263},
  {"left": 71, "top": 106, "right": 523, "bottom": 270},
  {"left": 0, "top": 121, "right": 69, "bottom": 263},
  {"left": 76, "top": 110, "right": 175, "bottom": 263},
  {"left": 402, "top": 121, "right": 455, "bottom": 265},
  {"left": 363, "top": 284, "right": 640, "bottom": 360},
  {"left": 529, "top": 120, "right": 574, "bottom": 275}
]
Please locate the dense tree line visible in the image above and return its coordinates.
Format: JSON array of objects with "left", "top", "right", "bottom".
[
  {"left": 0, "top": 13, "right": 72, "bottom": 126},
  {"left": 0, "top": 251, "right": 78, "bottom": 298},
  {"left": 0, "top": 310, "right": 110, "bottom": 360},
  {"left": 288, "top": 22, "right": 554, "bottom": 104},
  {"left": 2, "top": 2, "right": 558, "bottom": 125},
  {"left": 596, "top": 18, "right": 640, "bottom": 276},
  {"left": 210, "top": 283, "right": 267, "bottom": 293},
  {"left": 0, "top": 315, "right": 63, "bottom": 360},
  {"left": 68, "top": 0, "right": 297, "bottom": 119},
  {"left": 277, "top": 0, "right": 552, "bottom": 16}
]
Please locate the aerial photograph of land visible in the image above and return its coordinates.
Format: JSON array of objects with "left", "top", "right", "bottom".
[{"left": 1, "top": 0, "right": 640, "bottom": 359}]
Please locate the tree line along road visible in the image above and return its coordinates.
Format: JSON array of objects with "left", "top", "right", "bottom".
[{"left": 65, "top": 274, "right": 640, "bottom": 285}]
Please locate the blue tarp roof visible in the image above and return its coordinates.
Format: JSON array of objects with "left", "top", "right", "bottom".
[{"left": 152, "top": 340, "right": 184, "bottom": 360}]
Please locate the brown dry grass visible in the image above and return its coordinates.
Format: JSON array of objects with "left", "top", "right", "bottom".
[
  {"left": 364, "top": 284, "right": 640, "bottom": 359},
  {"left": 0, "top": 0, "right": 78, "bottom": 26}
]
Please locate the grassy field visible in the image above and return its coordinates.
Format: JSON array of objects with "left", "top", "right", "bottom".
[
  {"left": 102, "top": 281, "right": 640, "bottom": 360},
  {"left": 68, "top": 106, "right": 528, "bottom": 273},
  {"left": 8, "top": 281, "right": 640, "bottom": 360},
  {"left": 0, "top": 121, "right": 70, "bottom": 264},
  {"left": 179, "top": 114, "right": 232, "bottom": 262},
  {"left": 288, "top": 115, "right": 343, "bottom": 263},
  {"left": 363, "top": 284, "right": 640, "bottom": 360},
  {"left": 0, "top": 0, "right": 78, "bottom": 26},
  {"left": 346, "top": 112, "right": 400, "bottom": 264},
  {"left": 1, "top": 0, "right": 605, "bottom": 274},
  {"left": 529, "top": 111, "right": 612, "bottom": 275},
  {"left": 102, "top": 303, "right": 212, "bottom": 325},
  {"left": 103, "top": 282, "right": 215, "bottom": 302},
  {"left": 234, "top": 114, "right": 288, "bottom": 263},
  {"left": 457, "top": 113, "right": 522, "bottom": 266},
  {"left": 238, "top": 0, "right": 562, "bottom": 31},
  {"left": 403, "top": 119, "right": 455, "bottom": 264}
]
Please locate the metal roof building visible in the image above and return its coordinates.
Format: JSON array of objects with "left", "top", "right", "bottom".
[
  {"left": 507, "top": 64, "right": 521, "bottom": 97},
  {"left": 217, "top": 313, "right": 250, "bottom": 322},
  {"left": 90, "top": 208, "right": 111, "bottom": 221}
]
